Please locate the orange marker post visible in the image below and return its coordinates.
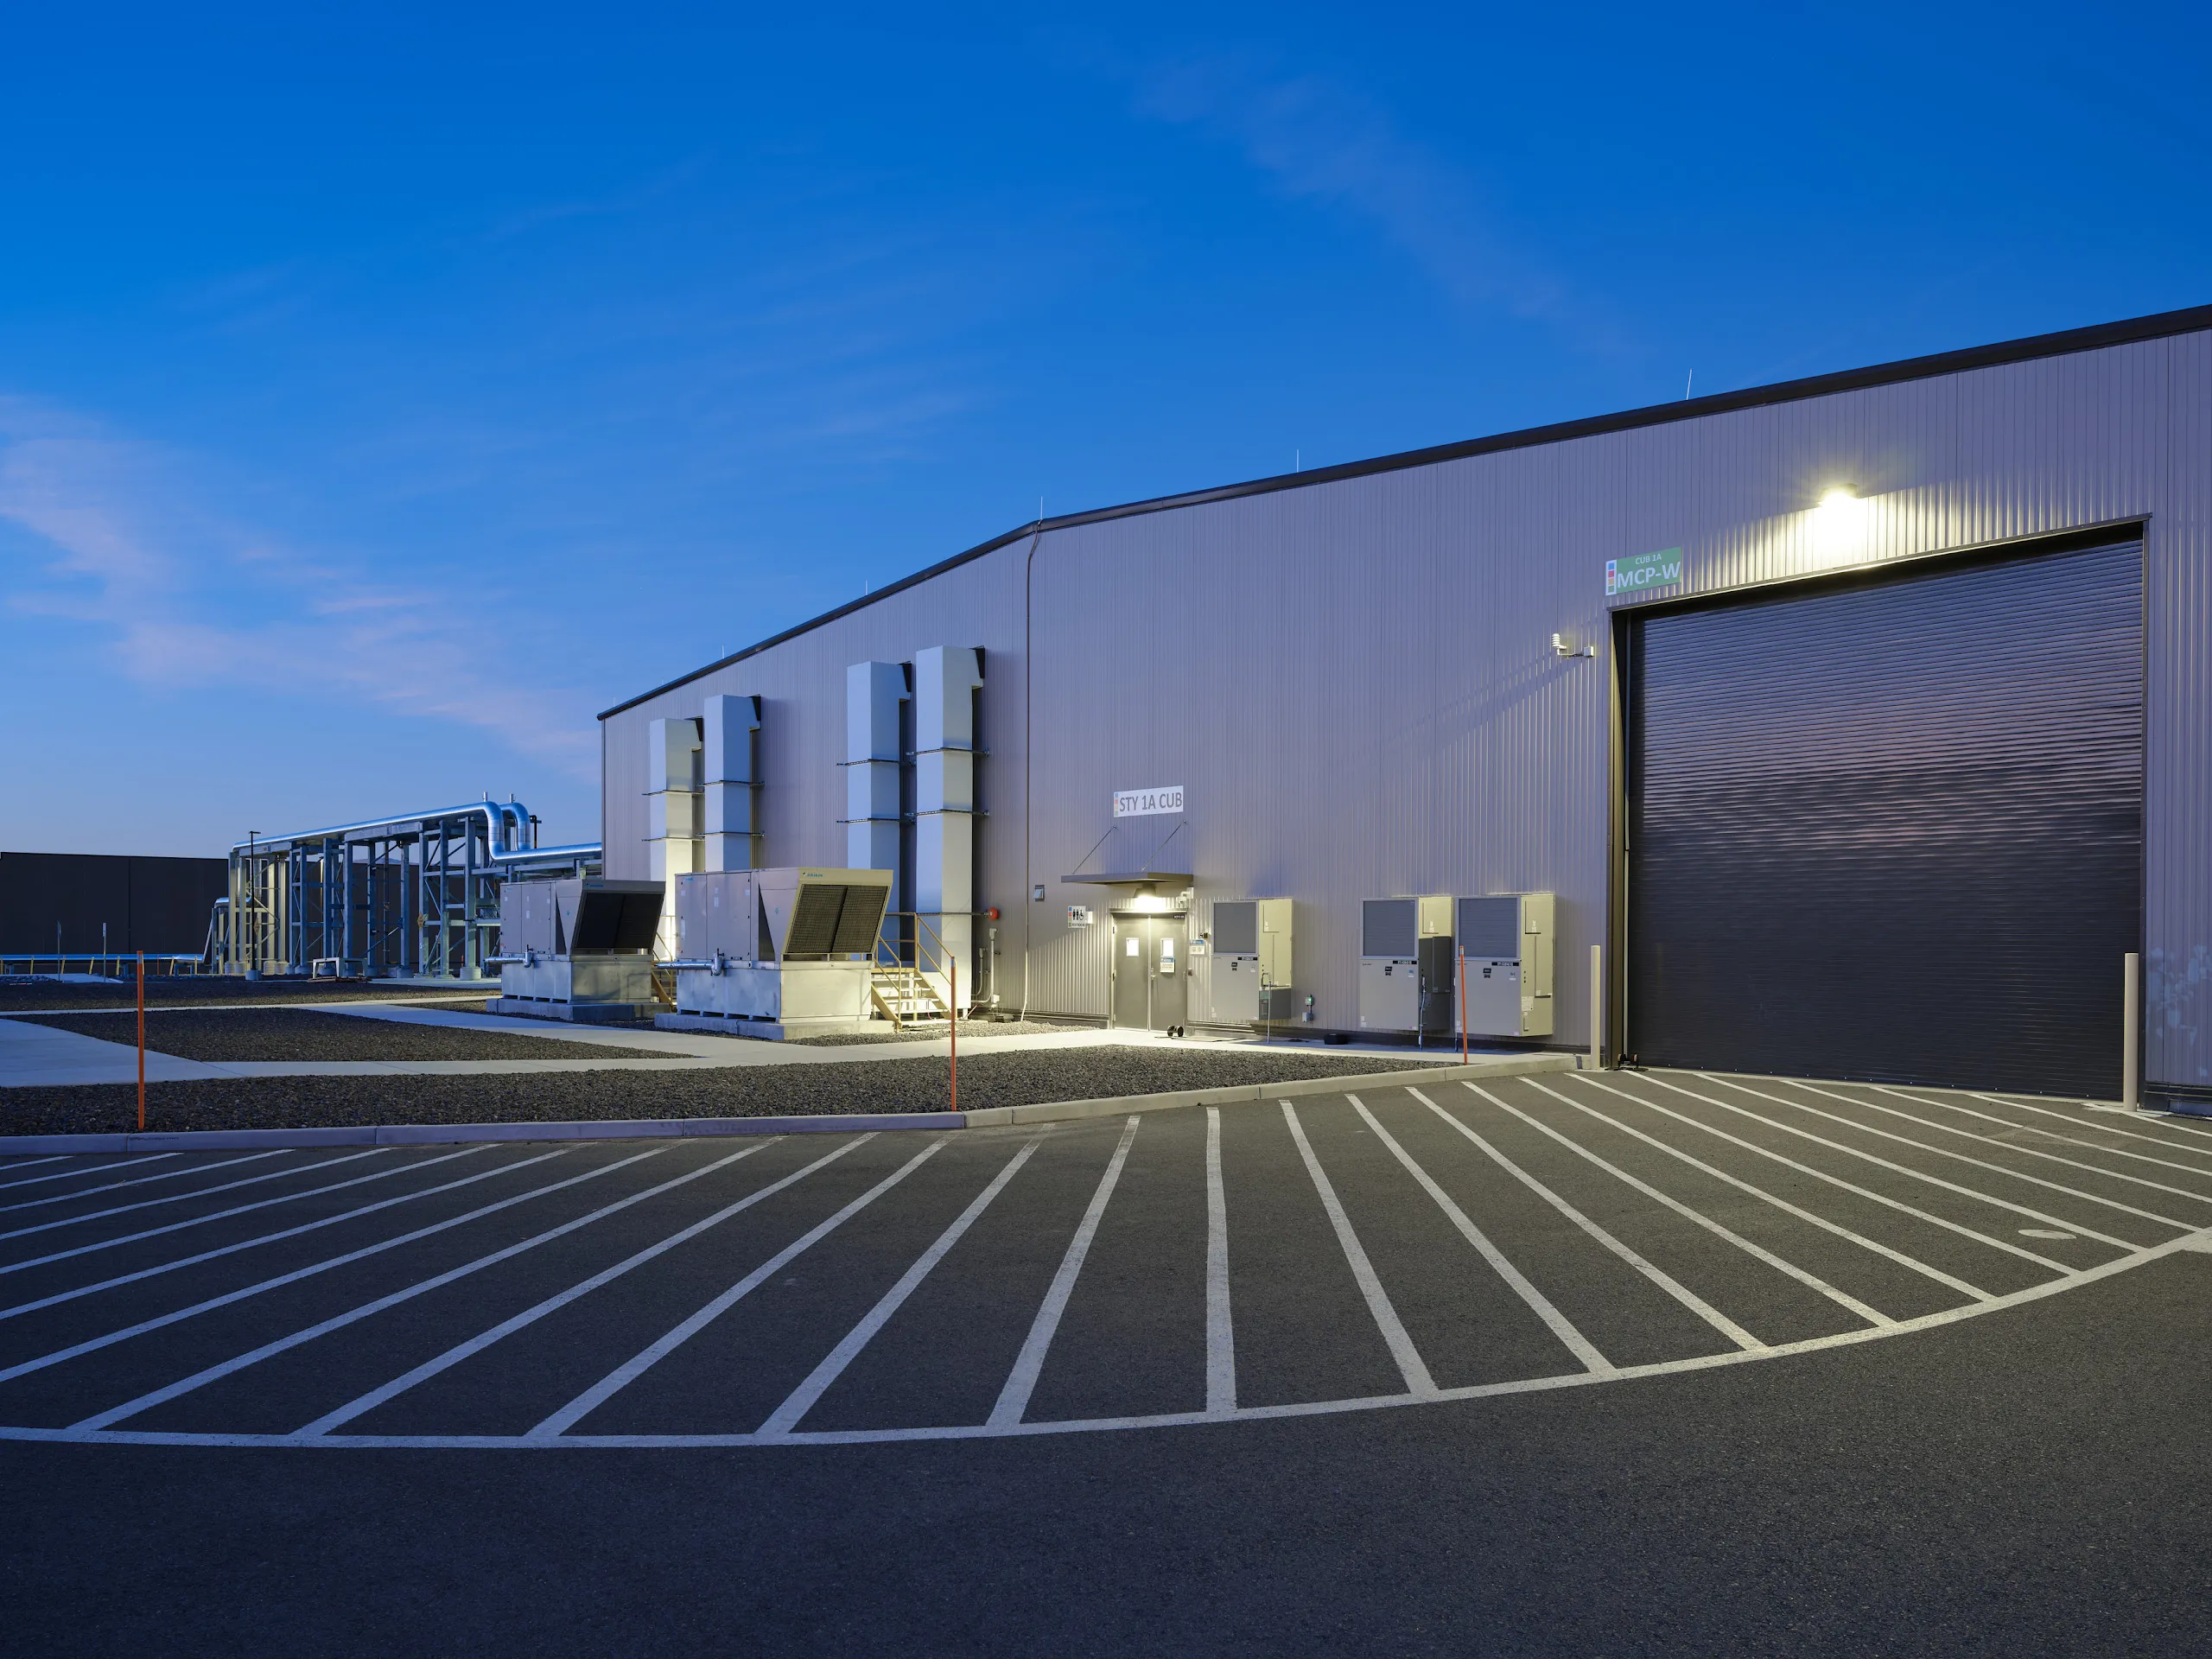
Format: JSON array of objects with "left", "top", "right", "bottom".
[
  {"left": 1458, "top": 948, "right": 1468, "bottom": 1064},
  {"left": 948, "top": 957, "right": 958, "bottom": 1116},
  {"left": 135, "top": 950, "right": 146, "bottom": 1133}
]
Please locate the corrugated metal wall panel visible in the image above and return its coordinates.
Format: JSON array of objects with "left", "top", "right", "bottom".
[{"left": 603, "top": 328, "right": 2212, "bottom": 1089}]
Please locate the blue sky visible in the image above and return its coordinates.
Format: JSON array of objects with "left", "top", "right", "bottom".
[{"left": 3, "top": 4, "right": 2207, "bottom": 855}]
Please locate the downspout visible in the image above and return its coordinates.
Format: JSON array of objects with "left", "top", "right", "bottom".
[{"left": 1017, "top": 515, "right": 1046, "bottom": 1020}]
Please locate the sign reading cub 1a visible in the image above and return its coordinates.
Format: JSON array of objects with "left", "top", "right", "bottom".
[
  {"left": 1113, "top": 785, "right": 1185, "bottom": 818},
  {"left": 1606, "top": 546, "right": 1683, "bottom": 597}
]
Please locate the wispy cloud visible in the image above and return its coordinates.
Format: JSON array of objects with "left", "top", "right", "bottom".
[
  {"left": 1121, "top": 52, "right": 1614, "bottom": 345},
  {"left": 0, "top": 396, "right": 600, "bottom": 777}
]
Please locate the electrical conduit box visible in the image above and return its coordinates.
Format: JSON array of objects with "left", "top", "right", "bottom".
[
  {"left": 1454, "top": 892, "right": 1554, "bottom": 1039},
  {"left": 658, "top": 867, "right": 893, "bottom": 1039},
  {"left": 491, "top": 877, "right": 665, "bottom": 1023},
  {"left": 1208, "top": 898, "right": 1294, "bottom": 1025},
  {"left": 1358, "top": 896, "right": 1452, "bottom": 1035}
]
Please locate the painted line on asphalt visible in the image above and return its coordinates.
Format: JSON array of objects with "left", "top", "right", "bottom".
[
  {"left": 0, "top": 1152, "right": 288, "bottom": 1217},
  {"left": 1205, "top": 1106, "right": 1236, "bottom": 1414},
  {"left": 0, "top": 1152, "right": 380, "bottom": 1243},
  {"left": 0, "top": 1156, "right": 73, "bottom": 1175},
  {"left": 1578, "top": 1075, "right": 2075, "bottom": 1272},
  {"left": 989, "top": 1116, "right": 1140, "bottom": 1429},
  {"left": 1972, "top": 1093, "right": 2212, "bottom": 1164},
  {"left": 529, "top": 1138, "right": 948, "bottom": 1437},
  {"left": 1435, "top": 1085, "right": 1764, "bottom": 1353},
  {"left": 1505, "top": 1082, "right": 1894, "bottom": 1327},
  {"left": 0, "top": 1155, "right": 173, "bottom": 1192},
  {"left": 295, "top": 1137, "right": 880, "bottom": 1436},
  {"left": 1281, "top": 1101, "right": 1437, "bottom": 1397},
  {"left": 1347, "top": 1094, "right": 1612, "bottom": 1376},
  {"left": 1873, "top": 1086, "right": 2212, "bottom": 1185},
  {"left": 1548, "top": 1076, "right": 1999, "bottom": 1302},
  {"left": 73, "top": 1146, "right": 690, "bottom": 1430},
  {"left": 0, "top": 1148, "right": 589, "bottom": 1386},
  {"left": 756, "top": 1132, "right": 1049, "bottom": 1437},
  {"left": 1693, "top": 1075, "right": 2194, "bottom": 1236},
  {"left": 24, "top": 1222, "right": 2204, "bottom": 1450}
]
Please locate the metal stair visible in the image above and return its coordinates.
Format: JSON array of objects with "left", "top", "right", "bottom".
[{"left": 869, "top": 963, "right": 950, "bottom": 1031}]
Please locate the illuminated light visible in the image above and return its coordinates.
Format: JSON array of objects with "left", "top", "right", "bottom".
[{"left": 1811, "top": 483, "right": 1870, "bottom": 562}]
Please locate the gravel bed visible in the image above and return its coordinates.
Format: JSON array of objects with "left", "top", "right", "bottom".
[
  {"left": 787, "top": 1019, "right": 1086, "bottom": 1046},
  {"left": 0, "top": 1048, "right": 1438, "bottom": 1135},
  {"left": 0, "top": 979, "right": 496, "bottom": 1013},
  {"left": 10, "top": 1008, "right": 666, "bottom": 1063}
]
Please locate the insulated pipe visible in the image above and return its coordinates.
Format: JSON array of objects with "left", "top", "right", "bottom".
[{"left": 227, "top": 801, "right": 598, "bottom": 868}]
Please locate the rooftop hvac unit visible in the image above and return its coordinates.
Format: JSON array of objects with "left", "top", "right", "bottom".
[
  {"left": 1454, "top": 893, "right": 1555, "bottom": 1039},
  {"left": 490, "top": 877, "right": 664, "bottom": 1023},
  {"left": 661, "top": 867, "right": 893, "bottom": 1039},
  {"left": 1358, "top": 895, "right": 1453, "bottom": 1037},
  {"left": 1206, "top": 898, "right": 1294, "bottom": 1026}
]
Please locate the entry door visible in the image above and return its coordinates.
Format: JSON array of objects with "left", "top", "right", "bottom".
[
  {"left": 1110, "top": 914, "right": 1188, "bottom": 1030},
  {"left": 1625, "top": 538, "right": 2144, "bottom": 1096}
]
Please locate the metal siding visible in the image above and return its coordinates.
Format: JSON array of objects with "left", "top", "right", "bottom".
[{"left": 603, "top": 331, "right": 2212, "bottom": 1085}]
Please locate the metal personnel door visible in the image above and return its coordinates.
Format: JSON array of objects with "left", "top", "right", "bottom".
[
  {"left": 1110, "top": 912, "right": 1188, "bottom": 1031},
  {"left": 1624, "top": 537, "right": 2144, "bottom": 1096}
]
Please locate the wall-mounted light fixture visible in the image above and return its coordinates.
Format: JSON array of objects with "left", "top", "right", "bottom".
[
  {"left": 1551, "top": 632, "right": 1597, "bottom": 658},
  {"left": 1813, "top": 483, "right": 1870, "bottom": 562}
]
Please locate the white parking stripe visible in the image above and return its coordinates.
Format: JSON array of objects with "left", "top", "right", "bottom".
[
  {"left": 0, "top": 1149, "right": 493, "bottom": 1324},
  {"left": 989, "top": 1116, "right": 1141, "bottom": 1428},
  {"left": 1503, "top": 1084, "right": 1898, "bottom": 1325},
  {"left": 531, "top": 1139, "right": 949, "bottom": 1437},
  {"left": 1971, "top": 1094, "right": 2212, "bottom": 1164},
  {"left": 1567, "top": 1076, "right": 2074, "bottom": 1270},
  {"left": 0, "top": 1149, "right": 464, "bottom": 1280},
  {"left": 0, "top": 1148, "right": 583, "bottom": 1386},
  {"left": 1281, "top": 1103, "right": 1438, "bottom": 1395},
  {"left": 1205, "top": 1107, "right": 1236, "bottom": 1414},
  {"left": 0, "top": 1157, "right": 73, "bottom": 1175},
  {"left": 1870, "top": 1086, "right": 2212, "bottom": 1186},
  {"left": 1431, "top": 1087, "right": 1765, "bottom": 1352},
  {"left": 0, "top": 1155, "right": 173, "bottom": 1192},
  {"left": 0, "top": 1152, "right": 380, "bottom": 1243},
  {"left": 1788, "top": 1080, "right": 2212, "bottom": 1206},
  {"left": 294, "top": 1137, "right": 881, "bottom": 1436},
  {"left": 1693, "top": 1075, "right": 2196, "bottom": 1234},
  {"left": 0, "top": 1152, "right": 288, "bottom": 1217},
  {"left": 757, "top": 1134, "right": 1048, "bottom": 1437},
  {"left": 73, "top": 1146, "right": 696, "bottom": 1430},
  {"left": 1348, "top": 1096, "right": 1612, "bottom": 1376},
  {"left": 1547, "top": 1077, "right": 2000, "bottom": 1301}
]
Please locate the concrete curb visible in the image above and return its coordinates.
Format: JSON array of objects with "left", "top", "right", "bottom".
[{"left": 0, "top": 1052, "right": 1579, "bottom": 1155}]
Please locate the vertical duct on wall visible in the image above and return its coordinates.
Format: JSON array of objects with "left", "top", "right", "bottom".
[
  {"left": 702, "top": 694, "right": 762, "bottom": 873},
  {"left": 846, "top": 662, "right": 909, "bottom": 916},
  {"left": 646, "top": 715, "right": 703, "bottom": 957},
  {"left": 914, "top": 645, "right": 983, "bottom": 1011}
]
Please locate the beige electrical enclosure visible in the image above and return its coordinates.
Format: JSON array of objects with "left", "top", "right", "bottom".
[{"left": 1455, "top": 892, "right": 1554, "bottom": 1039}]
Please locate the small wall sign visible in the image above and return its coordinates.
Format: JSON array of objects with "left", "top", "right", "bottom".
[
  {"left": 1067, "top": 906, "right": 1094, "bottom": 927},
  {"left": 1112, "top": 785, "right": 1184, "bottom": 818},
  {"left": 1606, "top": 547, "right": 1683, "bottom": 597}
]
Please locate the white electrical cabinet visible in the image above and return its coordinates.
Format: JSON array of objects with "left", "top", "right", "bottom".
[
  {"left": 1207, "top": 898, "right": 1294, "bottom": 1025},
  {"left": 1358, "top": 895, "right": 1452, "bottom": 1034},
  {"left": 1453, "top": 892, "right": 1555, "bottom": 1039}
]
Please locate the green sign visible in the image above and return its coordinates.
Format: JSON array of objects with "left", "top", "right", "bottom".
[{"left": 1607, "top": 547, "right": 1682, "bottom": 597}]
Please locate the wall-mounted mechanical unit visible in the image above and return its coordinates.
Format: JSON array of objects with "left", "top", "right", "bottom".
[
  {"left": 658, "top": 866, "right": 893, "bottom": 1040},
  {"left": 1454, "top": 892, "right": 1555, "bottom": 1039},
  {"left": 489, "top": 877, "right": 664, "bottom": 1022},
  {"left": 1207, "top": 898, "right": 1294, "bottom": 1026},
  {"left": 1358, "top": 895, "right": 1453, "bottom": 1037}
]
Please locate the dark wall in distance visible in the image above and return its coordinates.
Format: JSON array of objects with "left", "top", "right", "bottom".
[{"left": 0, "top": 853, "right": 229, "bottom": 957}]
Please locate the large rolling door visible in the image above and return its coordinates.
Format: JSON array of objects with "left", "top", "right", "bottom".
[{"left": 1624, "top": 537, "right": 2143, "bottom": 1096}]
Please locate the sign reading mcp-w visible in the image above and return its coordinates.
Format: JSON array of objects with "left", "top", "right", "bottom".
[{"left": 1607, "top": 547, "right": 1683, "bottom": 597}]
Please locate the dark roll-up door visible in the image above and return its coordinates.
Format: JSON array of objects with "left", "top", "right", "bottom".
[{"left": 1625, "top": 539, "right": 2143, "bottom": 1096}]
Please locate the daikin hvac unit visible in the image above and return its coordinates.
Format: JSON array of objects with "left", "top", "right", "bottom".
[
  {"left": 1454, "top": 893, "right": 1555, "bottom": 1039},
  {"left": 658, "top": 867, "right": 893, "bottom": 1040},
  {"left": 490, "top": 877, "right": 665, "bottom": 1023},
  {"left": 1358, "top": 896, "right": 1453, "bottom": 1037},
  {"left": 1206, "top": 899, "right": 1294, "bottom": 1027}
]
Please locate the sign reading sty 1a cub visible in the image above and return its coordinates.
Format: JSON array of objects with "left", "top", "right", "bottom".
[
  {"left": 1606, "top": 547, "right": 1683, "bottom": 597},
  {"left": 1113, "top": 785, "right": 1184, "bottom": 818}
]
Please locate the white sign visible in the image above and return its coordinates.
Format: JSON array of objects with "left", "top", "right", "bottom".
[{"left": 1113, "top": 785, "right": 1184, "bottom": 818}]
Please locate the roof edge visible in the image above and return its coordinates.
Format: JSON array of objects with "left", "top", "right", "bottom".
[{"left": 601, "top": 300, "right": 2212, "bottom": 719}]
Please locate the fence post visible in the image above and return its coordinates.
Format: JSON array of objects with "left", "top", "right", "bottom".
[{"left": 2124, "top": 951, "right": 2141, "bottom": 1109}]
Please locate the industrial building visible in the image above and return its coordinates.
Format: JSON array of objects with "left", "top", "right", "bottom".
[{"left": 599, "top": 305, "right": 2212, "bottom": 1107}]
